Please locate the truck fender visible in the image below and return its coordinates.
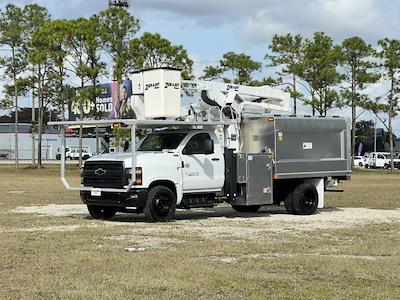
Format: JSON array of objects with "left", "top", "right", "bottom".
[
  {"left": 147, "top": 180, "right": 183, "bottom": 205},
  {"left": 304, "top": 178, "right": 324, "bottom": 209}
]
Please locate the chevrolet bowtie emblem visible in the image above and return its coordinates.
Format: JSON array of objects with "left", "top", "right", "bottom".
[{"left": 94, "top": 168, "right": 107, "bottom": 176}]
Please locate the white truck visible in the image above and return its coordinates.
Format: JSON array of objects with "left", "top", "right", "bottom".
[
  {"left": 56, "top": 146, "right": 93, "bottom": 161},
  {"left": 365, "top": 152, "right": 400, "bottom": 169},
  {"left": 50, "top": 68, "right": 352, "bottom": 222}
]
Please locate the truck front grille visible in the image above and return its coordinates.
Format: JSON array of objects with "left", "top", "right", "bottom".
[{"left": 83, "top": 161, "right": 127, "bottom": 188}]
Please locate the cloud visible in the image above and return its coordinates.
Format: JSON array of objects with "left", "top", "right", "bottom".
[
  {"left": 135, "top": 0, "right": 276, "bottom": 25},
  {"left": 135, "top": 0, "right": 400, "bottom": 45},
  {"left": 6, "top": 0, "right": 399, "bottom": 45},
  {"left": 1, "top": 0, "right": 107, "bottom": 19},
  {"left": 243, "top": 0, "right": 399, "bottom": 44}
]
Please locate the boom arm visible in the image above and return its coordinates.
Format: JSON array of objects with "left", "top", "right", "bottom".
[{"left": 182, "top": 80, "right": 291, "bottom": 118}]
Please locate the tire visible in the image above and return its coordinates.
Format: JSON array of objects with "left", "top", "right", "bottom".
[
  {"left": 284, "top": 192, "right": 295, "bottom": 214},
  {"left": 87, "top": 205, "right": 117, "bottom": 220},
  {"left": 144, "top": 186, "right": 176, "bottom": 222},
  {"left": 292, "top": 183, "right": 318, "bottom": 215},
  {"left": 359, "top": 162, "right": 363, "bottom": 167},
  {"left": 231, "top": 205, "right": 261, "bottom": 213}
]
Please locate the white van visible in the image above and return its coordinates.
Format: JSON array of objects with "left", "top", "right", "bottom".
[
  {"left": 365, "top": 152, "right": 388, "bottom": 168},
  {"left": 366, "top": 152, "right": 400, "bottom": 169}
]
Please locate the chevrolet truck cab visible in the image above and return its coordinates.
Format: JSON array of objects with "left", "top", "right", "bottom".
[{"left": 81, "top": 129, "right": 225, "bottom": 221}]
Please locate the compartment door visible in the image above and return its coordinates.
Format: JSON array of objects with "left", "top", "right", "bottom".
[{"left": 246, "top": 154, "right": 273, "bottom": 205}]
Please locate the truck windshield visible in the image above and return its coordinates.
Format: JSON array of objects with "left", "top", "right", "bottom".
[{"left": 138, "top": 133, "right": 187, "bottom": 151}]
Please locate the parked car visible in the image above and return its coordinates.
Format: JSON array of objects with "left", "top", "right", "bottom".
[
  {"left": 353, "top": 156, "right": 365, "bottom": 167},
  {"left": 383, "top": 153, "right": 400, "bottom": 169}
]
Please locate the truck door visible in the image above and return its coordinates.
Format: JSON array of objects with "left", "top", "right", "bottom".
[
  {"left": 181, "top": 133, "right": 224, "bottom": 192},
  {"left": 377, "top": 154, "right": 386, "bottom": 167},
  {"left": 368, "top": 153, "right": 374, "bottom": 167}
]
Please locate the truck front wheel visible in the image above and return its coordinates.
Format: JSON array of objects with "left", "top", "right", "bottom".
[
  {"left": 144, "top": 186, "right": 176, "bottom": 222},
  {"left": 87, "top": 205, "right": 117, "bottom": 220},
  {"left": 231, "top": 205, "right": 261, "bottom": 213}
]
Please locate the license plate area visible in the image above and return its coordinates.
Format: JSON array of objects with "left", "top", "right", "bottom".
[{"left": 91, "top": 188, "right": 102, "bottom": 197}]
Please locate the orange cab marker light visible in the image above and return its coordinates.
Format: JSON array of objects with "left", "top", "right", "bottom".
[
  {"left": 134, "top": 167, "right": 143, "bottom": 185},
  {"left": 273, "top": 175, "right": 280, "bottom": 180},
  {"left": 268, "top": 117, "right": 274, "bottom": 122}
]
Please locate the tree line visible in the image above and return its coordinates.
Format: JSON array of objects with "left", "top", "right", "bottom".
[
  {"left": 0, "top": 4, "right": 193, "bottom": 168},
  {"left": 0, "top": 3, "right": 398, "bottom": 171}
]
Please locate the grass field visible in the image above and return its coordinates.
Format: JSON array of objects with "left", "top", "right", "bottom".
[{"left": 0, "top": 166, "right": 399, "bottom": 299}]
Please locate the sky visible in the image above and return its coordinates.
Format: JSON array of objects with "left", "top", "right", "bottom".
[{"left": 1, "top": 0, "right": 400, "bottom": 132}]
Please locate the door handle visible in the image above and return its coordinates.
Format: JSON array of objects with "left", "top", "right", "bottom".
[{"left": 211, "top": 158, "right": 220, "bottom": 161}]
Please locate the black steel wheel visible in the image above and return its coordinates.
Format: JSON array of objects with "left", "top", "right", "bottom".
[
  {"left": 144, "top": 186, "right": 176, "bottom": 222},
  {"left": 231, "top": 205, "right": 261, "bottom": 213},
  {"left": 87, "top": 205, "right": 117, "bottom": 220},
  {"left": 292, "top": 183, "right": 318, "bottom": 215}
]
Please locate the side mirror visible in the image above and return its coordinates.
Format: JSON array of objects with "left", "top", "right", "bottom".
[{"left": 204, "top": 139, "right": 214, "bottom": 155}]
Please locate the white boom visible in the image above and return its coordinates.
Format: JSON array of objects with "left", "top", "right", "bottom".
[{"left": 182, "top": 80, "right": 291, "bottom": 118}]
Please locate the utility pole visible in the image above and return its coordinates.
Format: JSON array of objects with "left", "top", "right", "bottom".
[
  {"left": 374, "top": 115, "right": 377, "bottom": 154},
  {"left": 32, "top": 71, "right": 36, "bottom": 165},
  {"left": 12, "top": 47, "right": 19, "bottom": 170}
]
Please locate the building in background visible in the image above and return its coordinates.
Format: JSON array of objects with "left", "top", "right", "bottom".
[{"left": 0, "top": 123, "right": 100, "bottom": 160}]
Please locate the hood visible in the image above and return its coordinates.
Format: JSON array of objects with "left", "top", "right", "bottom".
[{"left": 86, "top": 151, "right": 179, "bottom": 168}]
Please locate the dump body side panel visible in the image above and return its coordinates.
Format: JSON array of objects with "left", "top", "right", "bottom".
[{"left": 240, "top": 116, "right": 351, "bottom": 179}]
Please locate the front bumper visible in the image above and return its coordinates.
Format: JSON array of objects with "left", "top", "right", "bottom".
[{"left": 80, "top": 189, "right": 148, "bottom": 209}]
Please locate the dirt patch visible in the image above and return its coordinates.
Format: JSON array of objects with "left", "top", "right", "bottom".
[
  {"left": 6, "top": 191, "right": 26, "bottom": 194},
  {"left": 12, "top": 204, "right": 88, "bottom": 217},
  {"left": 11, "top": 205, "right": 400, "bottom": 239},
  {"left": 205, "top": 253, "right": 380, "bottom": 263},
  {"left": 2, "top": 225, "right": 84, "bottom": 233},
  {"left": 107, "top": 235, "right": 184, "bottom": 252}
]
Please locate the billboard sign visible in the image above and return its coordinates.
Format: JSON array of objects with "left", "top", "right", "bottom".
[{"left": 69, "top": 80, "right": 133, "bottom": 121}]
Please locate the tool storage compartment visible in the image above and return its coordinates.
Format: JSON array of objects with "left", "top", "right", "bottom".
[{"left": 232, "top": 154, "right": 273, "bottom": 206}]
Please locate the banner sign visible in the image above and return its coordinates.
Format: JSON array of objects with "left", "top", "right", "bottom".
[{"left": 69, "top": 80, "right": 133, "bottom": 121}]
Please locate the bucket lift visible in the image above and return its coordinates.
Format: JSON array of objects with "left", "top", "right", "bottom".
[{"left": 130, "top": 69, "right": 291, "bottom": 150}]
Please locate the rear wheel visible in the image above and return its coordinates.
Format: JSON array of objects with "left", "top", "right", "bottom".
[
  {"left": 231, "top": 205, "right": 261, "bottom": 213},
  {"left": 87, "top": 205, "right": 117, "bottom": 220},
  {"left": 144, "top": 186, "right": 176, "bottom": 222},
  {"left": 284, "top": 192, "right": 295, "bottom": 214},
  {"left": 291, "top": 183, "right": 318, "bottom": 215}
]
